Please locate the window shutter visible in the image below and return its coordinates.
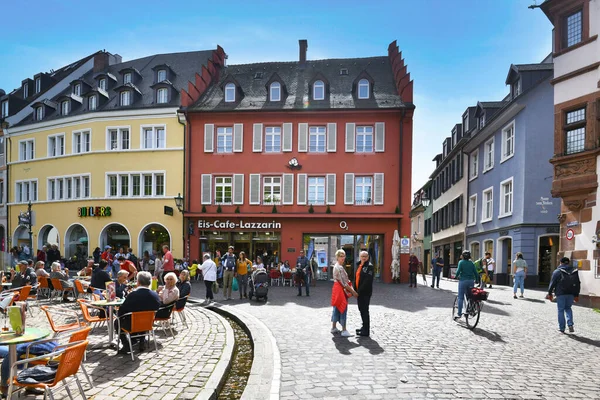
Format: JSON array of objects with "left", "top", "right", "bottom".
[
  {"left": 297, "top": 174, "right": 307, "bottom": 205},
  {"left": 374, "top": 173, "right": 384, "bottom": 205},
  {"left": 233, "top": 123, "right": 243, "bottom": 152},
  {"left": 327, "top": 123, "right": 337, "bottom": 152},
  {"left": 201, "top": 174, "right": 212, "bottom": 204},
  {"left": 282, "top": 174, "right": 294, "bottom": 205},
  {"left": 326, "top": 174, "right": 336, "bottom": 205},
  {"left": 249, "top": 174, "right": 260, "bottom": 205},
  {"left": 344, "top": 173, "right": 354, "bottom": 205},
  {"left": 375, "top": 122, "right": 385, "bottom": 152},
  {"left": 345, "top": 123, "right": 355, "bottom": 152},
  {"left": 204, "top": 124, "right": 214, "bottom": 153},
  {"left": 233, "top": 174, "right": 244, "bottom": 205},
  {"left": 298, "top": 123, "right": 308, "bottom": 152},
  {"left": 282, "top": 123, "right": 293, "bottom": 152},
  {"left": 252, "top": 124, "right": 263, "bottom": 152}
]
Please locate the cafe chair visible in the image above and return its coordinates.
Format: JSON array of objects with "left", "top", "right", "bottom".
[
  {"left": 172, "top": 295, "right": 189, "bottom": 328},
  {"left": 50, "top": 279, "right": 74, "bottom": 302},
  {"left": 77, "top": 299, "right": 108, "bottom": 333},
  {"left": 116, "top": 310, "right": 159, "bottom": 361},
  {"left": 41, "top": 305, "right": 86, "bottom": 334},
  {"left": 269, "top": 270, "right": 281, "bottom": 286},
  {"left": 37, "top": 276, "right": 52, "bottom": 301},
  {"left": 155, "top": 303, "right": 176, "bottom": 337},
  {"left": 7, "top": 340, "right": 89, "bottom": 400},
  {"left": 282, "top": 271, "right": 293, "bottom": 287},
  {"left": 8, "top": 285, "right": 35, "bottom": 316},
  {"left": 73, "top": 280, "right": 90, "bottom": 300}
]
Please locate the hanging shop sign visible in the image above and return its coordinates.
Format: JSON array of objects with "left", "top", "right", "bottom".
[
  {"left": 78, "top": 206, "right": 112, "bottom": 217},
  {"left": 197, "top": 219, "right": 282, "bottom": 230}
]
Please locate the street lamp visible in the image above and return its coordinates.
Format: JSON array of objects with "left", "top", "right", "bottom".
[
  {"left": 421, "top": 195, "right": 431, "bottom": 208},
  {"left": 27, "top": 201, "right": 33, "bottom": 251},
  {"left": 174, "top": 193, "right": 184, "bottom": 213}
]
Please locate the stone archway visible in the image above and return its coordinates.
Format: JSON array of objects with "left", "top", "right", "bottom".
[
  {"left": 100, "top": 223, "right": 131, "bottom": 252},
  {"left": 138, "top": 223, "right": 171, "bottom": 258}
]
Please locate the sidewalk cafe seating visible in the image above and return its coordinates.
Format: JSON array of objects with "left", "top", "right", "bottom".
[
  {"left": 50, "top": 279, "right": 74, "bottom": 302},
  {"left": 155, "top": 303, "right": 176, "bottom": 337},
  {"left": 116, "top": 310, "right": 159, "bottom": 361},
  {"left": 173, "top": 295, "right": 189, "bottom": 329},
  {"left": 282, "top": 271, "right": 293, "bottom": 287},
  {"left": 77, "top": 299, "right": 108, "bottom": 333},
  {"left": 269, "top": 270, "right": 281, "bottom": 286},
  {"left": 41, "top": 305, "right": 86, "bottom": 334}
]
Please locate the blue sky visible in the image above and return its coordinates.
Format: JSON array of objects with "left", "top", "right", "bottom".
[{"left": 1, "top": 0, "right": 552, "bottom": 193}]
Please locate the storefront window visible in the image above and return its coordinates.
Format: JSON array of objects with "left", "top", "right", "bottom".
[{"left": 199, "top": 231, "right": 281, "bottom": 268}]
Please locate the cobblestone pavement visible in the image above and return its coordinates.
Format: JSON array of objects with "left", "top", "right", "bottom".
[
  {"left": 216, "top": 277, "right": 600, "bottom": 400},
  {"left": 15, "top": 299, "right": 227, "bottom": 400}
]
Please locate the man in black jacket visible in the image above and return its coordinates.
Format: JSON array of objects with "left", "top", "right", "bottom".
[{"left": 354, "top": 250, "right": 375, "bottom": 337}]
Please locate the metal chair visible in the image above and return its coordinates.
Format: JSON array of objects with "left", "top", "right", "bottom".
[
  {"left": 50, "top": 278, "right": 74, "bottom": 302},
  {"left": 77, "top": 299, "right": 108, "bottom": 332},
  {"left": 41, "top": 305, "right": 86, "bottom": 334},
  {"left": 116, "top": 310, "right": 159, "bottom": 361},
  {"left": 270, "top": 270, "right": 281, "bottom": 286},
  {"left": 282, "top": 271, "right": 293, "bottom": 287},
  {"left": 73, "top": 279, "right": 90, "bottom": 300},
  {"left": 154, "top": 303, "right": 176, "bottom": 337},
  {"left": 172, "top": 295, "right": 189, "bottom": 328}
]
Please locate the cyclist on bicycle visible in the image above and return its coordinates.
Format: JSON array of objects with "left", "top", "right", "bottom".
[{"left": 454, "top": 250, "right": 478, "bottom": 321}]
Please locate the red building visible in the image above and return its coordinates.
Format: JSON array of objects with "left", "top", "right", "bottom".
[{"left": 180, "top": 40, "right": 414, "bottom": 283}]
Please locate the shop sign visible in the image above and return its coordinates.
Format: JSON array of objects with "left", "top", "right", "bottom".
[
  {"left": 18, "top": 211, "right": 30, "bottom": 225},
  {"left": 287, "top": 248, "right": 296, "bottom": 253},
  {"left": 197, "top": 219, "right": 282, "bottom": 230},
  {"left": 566, "top": 221, "right": 579, "bottom": 228},
  {"left": 78, "top": 206, "right": 112, "bottom": 217}
]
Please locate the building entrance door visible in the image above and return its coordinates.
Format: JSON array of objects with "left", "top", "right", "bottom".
[
  {"left": 538, "top": 235, "right": 558, "bottom": 285},
  {"left": 443, "top": 245, "right": 451, "bottom": 277}
]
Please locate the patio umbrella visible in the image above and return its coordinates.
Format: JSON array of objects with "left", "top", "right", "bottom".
[{"left": 391, "top": 230, "right": 401, "bottom": 282}]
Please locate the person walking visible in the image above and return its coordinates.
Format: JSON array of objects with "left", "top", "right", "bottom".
[
  {"left": 547, "top": 257, "right": 580, "bottom": 333},
  {"left": 454, "top": 250, "right": 478, "bottom": 321},
  {"left": 200, "top": 253, "right": 217, "bottom": 304},
  {"left": 354, "top": 251, "right": 374, "bottom": 337},
  {"left": 221, "top": 246, "right": 237, "bottom": 300},
  {"left": 161, "top": 245, "right": 174, "bottom": 283},
  {"left": 330, "top": 249, "right": 358, "bottom": 337},
  {"left": 512, "top": 252, "right": 528, "bottom": 299},
  {"left": 296, "top": 249, "right": 311, "bottom": 296},
  {"left": 408, "top": 254, "right": 419, "bottom": 288},
  {"left": 431, "top": 253, "right": 443, "bottom": 289},
  {"left": 484, "top": 252, "right": 495, "bottom": 288},
  {"left": 236, "top": 252, "right": 251, "bottom": 299}
]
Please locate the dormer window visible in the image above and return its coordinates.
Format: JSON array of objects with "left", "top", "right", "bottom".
[
  {"left": 511, "top": 79, "right": 521, "bottom": 98},
  {"left": 225, "top": 83, "right": 236, "bottom": 102},
  {"left": 120, "top": 91, "right": 131, "bottom": 106},
  {"left": 23, "top": 84, "right": 28, "bottom": 98},
  {"left": 35, "top": 106, "right": 43, "bottom": 121},
  {"left": 1, "top": 101, "right": 8, "bottom": 118},
  {"left": 124, "top": 72, "right": 132, "bottom": 84},
  {"left": 270, "top": 82, "right": 281, "bottom": 102},
  {"left": 35, "top": 78, "right": 41, "bottom": 94},
  {"left": 88, "top": 95, "right": 97, "bottom": 111},
  {"left": 358, "top": 79, "right": 370, "bottom": 99},
  {"left": 99, "top": 78, "right": 107, "bottom": 91},
  {"left": 157, "top": 88, "right": 168, "bottom": 104},
  {"left": 463, "top": 114, "right": 469, "bottom": 132},
  {"left": 61, "top": 100, "right": 69, "bottom": 116},
  {"left": 480, "top": 113, "right": 486, "bottom": 129},
  {"left": 73, "top": 83, "right": 81, "bottom": 96},
  {"left": 313, "top": 80, "right": 325, "bottom": 100},
  {"left": 157, "top": 69, "right": 167, "bottom": 82}
]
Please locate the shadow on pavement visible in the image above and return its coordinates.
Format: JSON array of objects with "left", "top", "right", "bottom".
[
  {"left": 486, "top": 299, "right": 511, "bottom": 306},
  {"left": 481, "top": 303, "right": 511, "bottom": 317},
  {"left": 469, "top": 327, "right": 506, "bottom": 343},
  {"left": 356, "top": 336, "right": 385, "bottom": 355},
  {"left": 521, "top": 298, "right": 546, "bottom": 304},
  {"left": 568, "top": 334, "right": 600, "bottom": 348},
  {"left": 332, "top": 336, "right": 360, "bottom": 355}
]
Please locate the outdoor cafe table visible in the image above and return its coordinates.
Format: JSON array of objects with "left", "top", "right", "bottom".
[
  {"left": 90, "top": 299, "right": 125, "bottom": 345},
  {"left": 0, "top": 327, "right": 51, "bottom": 397},
  {"left": 1, "top": 283, "right": 12, "bottom": 288}
]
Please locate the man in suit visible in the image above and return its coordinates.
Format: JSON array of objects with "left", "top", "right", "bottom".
[{"left": 116, "top": 271, "right": 160, "bottom": 354}]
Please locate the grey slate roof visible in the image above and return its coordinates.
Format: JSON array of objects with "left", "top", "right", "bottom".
[
  {"left": 190, "top": 56, "right": 406, "bottom": 112},
  {"left": 14, "top": 50, "right": 215, "bottom": 127},
  {"left": 513, "top": 63, "right": 553, "bottom": 72}
]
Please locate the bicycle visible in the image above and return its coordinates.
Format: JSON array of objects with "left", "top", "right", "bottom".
[{"left": 452, "top": 287, "right": 488, "bottom": 329}]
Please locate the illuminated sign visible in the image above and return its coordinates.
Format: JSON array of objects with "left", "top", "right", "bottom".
[
  {"left": 78, "top": 206, "right": 112, "bottom": 217},
  {"left": 197, "top": 219, "right": 281, "bottom": 230}
]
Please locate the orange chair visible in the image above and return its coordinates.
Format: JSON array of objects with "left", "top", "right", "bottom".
[
  {"left": 173, "top": 295, "right": 189, "bottom": 328},
  {"left": 7, "top": 340, "right": 89, "bottom": 400},
  {"left": 37, "top": 276, "right": 51, "bottom": 300},
  {"left": 77, "top": 299, "right": 108, "bottom": 332},
  {"left": 155, "top": 303, "right": 176, "bottom": 337},
  {"left": 270, "top": 270, "right": 281, "bottom": 286},
  {"left": 41, "top": 305, "right": 86, "bottom": 334},
  {"left": 117, "top": 310, "right": 159, "bottom": 360}
]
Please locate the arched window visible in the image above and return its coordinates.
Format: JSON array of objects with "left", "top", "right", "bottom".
[
  {"left": 358, "top": 79, "right": 370, "bottom": 99},
  {"left": 313, "top": 80, "right": 325, "bottom": 100},
  {"left": 270, "top": 82, "right": 281, "bottom": 102},
  {"left": 225, "top": 83, "right": 236, "bottom": 102}
]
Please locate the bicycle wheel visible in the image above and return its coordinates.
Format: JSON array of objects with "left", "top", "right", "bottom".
[
  {"left": 465, "top": 300, "right": 481, "bottom": 330},
  {"left": 452, "top": 296, "right": 459, "bottom": 320}
]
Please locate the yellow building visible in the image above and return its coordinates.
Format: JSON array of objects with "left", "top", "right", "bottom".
[{"left": 5, "top": 49, "right": 218, "bottom": 264}]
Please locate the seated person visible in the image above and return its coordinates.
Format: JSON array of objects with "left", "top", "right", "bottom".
[
  {"left": 35, "top": 261, "right": 49, "bottom": 278},
  {"left": 11, "top": 261, "right": 37, "bottom": 289},
  {"left": 115, "top": 270, "right": 130, "bottom": 298},
  {"left": 78, "top": 259, "right": 94, "bottom": 277},
  {"left": 49, "top": 262, "right": 73, "bottom": 302},
  {"left": 156, "top": 272, "right": 179, "bottom": 319},
  {"left": 116, "top": 271, "right": 161, "bottom": 354},
  {"left": 90, "top": 260, "right": 112, "bottom": 294},
  {"left": 118, "top": 256, "right": 137, "bottom": 280},
  {"left": 280, "top": 262, "right": 290, "bottom": 274}
]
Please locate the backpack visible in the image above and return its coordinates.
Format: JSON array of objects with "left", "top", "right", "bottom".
[
  {"left": 559, "top": 268, "right": 580, "bottom": 295},
  {"left": 224, "top": 255, "right": 236, "bottom": 269},
  {"left": 129, "top": 253, "right": 138, "bottom": 267}
]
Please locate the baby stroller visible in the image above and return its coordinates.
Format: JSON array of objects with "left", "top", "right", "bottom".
[{"left": 249, "top": 269, "right": 269, "bottom": 301}]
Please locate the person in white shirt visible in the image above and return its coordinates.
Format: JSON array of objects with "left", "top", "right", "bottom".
[
  {"left": 200, "top": 253, "right": 217, "bottom": 303},
  {"left": 484, "top": 252, "right": 495, "bottom": 289}
]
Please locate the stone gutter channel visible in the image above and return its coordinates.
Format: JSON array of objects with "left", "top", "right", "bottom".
[{"left": 191, "top": 300, "right": 281, "bottom": 400}]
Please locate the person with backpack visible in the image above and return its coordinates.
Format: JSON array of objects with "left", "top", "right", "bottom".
[
  {"left": 547, "top": 257, "right": 580, "bottom": 333},
  {"left": 221, "top": 246, "right": 237, "bottom": 300}
]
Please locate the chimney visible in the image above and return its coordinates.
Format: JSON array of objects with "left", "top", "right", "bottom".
[
  {"left": 93, "top": 52, "right": 110, "bottom": 73},
  {"left": 299, "top": 39, "right": 308, "bottom": 64}
]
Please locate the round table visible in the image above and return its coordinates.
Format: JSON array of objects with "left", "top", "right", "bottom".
[
  {"left": 90, "top": 299, "right": 125, "bottom": 345},
  {"left": 1, "top": 283, "right": 12, "bottom": 288}
]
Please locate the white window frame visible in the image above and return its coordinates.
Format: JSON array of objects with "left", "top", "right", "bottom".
[
  {"left": 354, "top": 176, "right": 373, "bottom": 205},
  {"left": 313, "top": 80, "right": 325, "bottom": 100},
  {"left": 216, "top": 127, "right": 233, "bottom": 153},
  {"left": 120, "top": 91, "right": 131, "bottom": 106},
  {"left": 469, "top": 149, "right": 479, "bottom": 181},
  {"left": 356, "top": 126, "right": 374, "bottom": 153},
  {"left": 18, "top": 139, "right": 35, "bottom": 161},
  {"left": 124, "top": 72, "right": 132, "bottom": 84},
  {"left": 106, "top": 127, "right": 131, "bottom": 151},
  {"left": 141, "top": 125, "right": 167, "bottom": 149},
  {"left": 307, "top": 176, "right": 326, "bottom": 205},
  {"left": 270, "top": 82, "right": 281, "bottom": 102},
  {"left": 481, "top": 187, "right": 493, "bottom": 223},
  {"left": 47, "top": 134, "right": 65, "bottom": 157},
  {"left": 468, "top": 194, "right": 477, "bottom": 226},
  {"left": 99, "top": 78, "right": 107, "bottom": 91},
  {"left": 265, "top": 126, "right": 281, "bottom": 153},
  {"left": 157, "top": 69, "right": 167, "bottom": 82},
  {"left": 1, "top": 101, "right": 8, "bottom": 118},
  {"left": 88, "top": 95, "right": 97, "bottom": 111},
  {"left": 499, "top": 177, "right": 513, "bottom": 218},
  {"left": 357, "top": 79, "right": 369, "bottom": 99},
  {"left": 15, "top": 179, "right": 38, "bottom": 203},
  {"left": 35, "top": 106, "right": 43, "bottom": 121},
  {"left": 214, "top": 176, "right": 233, "bottom": 205},
  {"left": 262, "top": 176, "right": 281, "bottom": 205},
  {"left": 23, "top": 84, "right": 28, "bottom": 98},
  {"left": 106, "top": 171, "right": 165, "bottom": 198},
  {"left": 35, "top": 78, "right": 41, "bottom": 94},
  {"left": 73, "top": 83, "right": 81, "bottom": 96},
  {"left": 308, "top": 126, "right": 326, "bottom": 153},
  {"left": 72, "top": 130, "right": 91, "bottom": 154},
  {"left": 47, "top": 174, "right": 91, "bottom": 201},
  {"left": 157, "top": 88, "right": 168, "bottom": 104},
  {"left": 224, "top": 83, "right": 235, "bottom": 102},
  {"left": 501, "top": 121, "right": 515, "bottom": 163},
  {"left": 483, "top": 138, "right": 494, "bottom": 172},
  {"left": 61, "top": 100, "right": 69, "bottom": 116}
]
